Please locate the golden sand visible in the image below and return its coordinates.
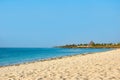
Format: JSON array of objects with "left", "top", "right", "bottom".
[{"left": 0, "top": 49, "right": 120, "bottom": 80}]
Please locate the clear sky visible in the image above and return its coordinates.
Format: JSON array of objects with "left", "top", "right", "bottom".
[{"left": 0, "top": 0, "right": 120, "bottom": 47}]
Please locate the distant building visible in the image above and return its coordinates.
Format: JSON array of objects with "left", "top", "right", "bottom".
[{"left": 88, "top": 41, "right": 95, "bottom": 47}]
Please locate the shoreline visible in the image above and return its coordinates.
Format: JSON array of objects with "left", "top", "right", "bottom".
[
  {"left": 0, "top": 49, "right": 120, "bottom": 80},
  {"left": 0, "top": 48, "right": 114, "bottom": 68}
]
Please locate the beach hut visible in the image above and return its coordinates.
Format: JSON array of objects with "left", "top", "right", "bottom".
[{"left": 88, "top": 41, "right": 95, "bottom": 47}]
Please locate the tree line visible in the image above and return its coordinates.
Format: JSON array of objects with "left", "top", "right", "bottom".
[{"left": 57, "top": 42, "right": 120, "bottom": 48}]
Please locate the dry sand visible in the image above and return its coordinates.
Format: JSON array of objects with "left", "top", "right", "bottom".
[{"left": 0, "top": 49, "right": 120, "bottom": 80}]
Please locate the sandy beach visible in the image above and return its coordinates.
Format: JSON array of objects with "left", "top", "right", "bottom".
[{"left": 0, "top": 49, "right": 120, "bottom": 80}]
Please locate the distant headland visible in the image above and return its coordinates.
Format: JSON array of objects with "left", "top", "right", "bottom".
[{"left": 56, "top": 41, "right": 120, "bottom": 48}]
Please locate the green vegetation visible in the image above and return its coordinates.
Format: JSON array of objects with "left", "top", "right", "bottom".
[{"left": 56, "top": 41, "right": 120, "bottom": 48}]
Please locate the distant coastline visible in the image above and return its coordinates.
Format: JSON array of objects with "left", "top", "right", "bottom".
[{"left": 56, "top": 41, "right": 120, "bottom": 48}]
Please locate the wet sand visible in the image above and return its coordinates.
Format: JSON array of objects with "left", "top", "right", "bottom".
[{"left": 0, "top": 49, "right": 120, "bottom": 80}]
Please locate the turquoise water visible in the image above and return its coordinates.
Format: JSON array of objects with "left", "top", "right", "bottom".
[{"left": 0, "top": 48, "right": 112, "bottom": 66}]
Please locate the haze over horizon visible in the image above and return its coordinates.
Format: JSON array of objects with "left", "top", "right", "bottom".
[{"left": 0, "top": 0, "right": 120, "bottom": 47}]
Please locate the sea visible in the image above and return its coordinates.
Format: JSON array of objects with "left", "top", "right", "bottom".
[{"left": 0, "top": 48, "right": 112, "bottom": 66}]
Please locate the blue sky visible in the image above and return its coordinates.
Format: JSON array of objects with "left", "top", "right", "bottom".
[{"left": 0, "top": 0, "right": 120, "bottom": 47}]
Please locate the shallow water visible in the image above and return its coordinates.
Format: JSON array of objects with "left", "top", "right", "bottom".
[{"left": 0, "top": 48, "right": 112, "bottom": 66}]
